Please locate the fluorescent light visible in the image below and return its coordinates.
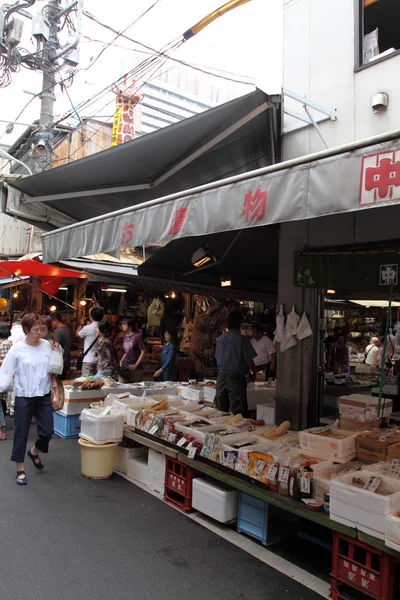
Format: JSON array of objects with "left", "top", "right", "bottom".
[
  {"left": 191, "top": 246, "right": 216, "bottom": 268},
  {"left": 59, "top": 287, "right": 68, "bottom": 291},
  {"left": 221, "top": 278, "right": 232, "bottom": 287},
  {"left": 326, "top": 289, "right": 336, "bottom": 294},
  {"left": 104, "top": 288, "right": 127, "bottom": 293},
  {"left": 350, "top": 300, "right": 400, "bottom": 308}
]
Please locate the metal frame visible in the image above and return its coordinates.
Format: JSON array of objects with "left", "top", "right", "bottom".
[
  {"left": 282, "top": 87, "right": 337, "bottom": 136},
  {"left": 19, "top": 101, "right": 273, "bottom": 205}
]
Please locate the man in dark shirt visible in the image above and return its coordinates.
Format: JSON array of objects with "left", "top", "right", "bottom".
[
  {"left": 215, "top": 311, "right": 257, "bottom": 417},
  {"left": 51, "top": 313, "right": 72, "bottom": 380}
]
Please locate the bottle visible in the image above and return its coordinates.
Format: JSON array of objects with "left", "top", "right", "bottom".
[
  {"left": 278, "top": 462, "right": 290, "bottom": 496},
  {"left": 267, "top": 461, "right": 280, "bottom": 492},
  {"left": 300, "top": 462, "right": 314, "bottom": 499},
  {"left": 289, "top": 467, "right": 300, "bottom": 500}
]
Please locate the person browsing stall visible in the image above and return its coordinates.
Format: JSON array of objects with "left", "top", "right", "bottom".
[
  {"left": 214, "top": 311, "right": 257, "bottom": 417},
  {"left": 76, "top": 306, "right": 104, "bottom": 377},
  {"left": 51, "top": 312, "right": 72, "bottom": 380},
  {"left": 250, "top": 325, "right": 276, "bottom": 380},
  {"left": 364, "top": 336, "right": 380, "bottom": 369},
  {"left": 154, "top": 329, "right": 178, "bottom": 382},
  {"left": 95, "top": 320, "right": 118, "bottom": 379},
  {"left": 120, "top": 318, "right": 146, "bottom": 382},
  {"left": 0, "top": 314, "right": 54, "bottom": 485}
]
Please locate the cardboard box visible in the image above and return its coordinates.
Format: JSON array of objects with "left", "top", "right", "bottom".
[
  {"left": 340, "top": 417, "right": 380, "bottom": 431},
  {"left": 356, "top": 432, "right": 400, "bottom": 463},
  {"left": 388, "top": 442, "right": 400, "bottom": 462},
  {"left": 256, "top": 401, "right": 276, "bottom": 425},
  {"left": 339, "top": 394, "right": 392, "bottom": 418}
]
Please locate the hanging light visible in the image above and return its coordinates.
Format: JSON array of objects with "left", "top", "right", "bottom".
[
  {"left": 79, "top": 299, "right": 87, "bottom": 306},
  {"left": 170, "top": 291, "right": 176, "bottom": 299},
  {"left": 50, "top": 305, "right": 57, "bottom": 312},
  {"left": 13, "top": 291, "right": 18, "bottom": 298}
]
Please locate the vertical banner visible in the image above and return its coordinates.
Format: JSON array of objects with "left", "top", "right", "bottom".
[
  {"left": 110, "top": 81, "right": 143, "bottom": 147},
  {"left": 110, "top": 106, "right": 122, "bottom": 147}
]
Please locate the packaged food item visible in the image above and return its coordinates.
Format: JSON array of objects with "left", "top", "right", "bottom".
[
  {"left": 300, "top": 461, "right": 314, "bottom": 499},
  {"left": 267, "top": 461, "right": 280, "bottom": 492},
  {"left": 278, "top": 463, "right": 290, "bottom": 496},
  {"left": 259, "top": 421, "right": 291, "bottom": 440},
  {"left": 289, "top": 467, "right": 301, "bottom": 500}
]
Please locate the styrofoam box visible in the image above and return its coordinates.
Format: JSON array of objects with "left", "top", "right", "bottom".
[
  {"left": 330, "top": 472, "right": 400, "bottom": 540},
  {"left": 179, "top": 386, "right": 204, "bottom": 402},
  {"left": 192, "top": 477, "right": 238, "bottom": 523},
  {"left": 112, "top": 396, "right": 156, "bottom": 422},
  {"left": 147, "top": 449, "right": 166, "bottom": 494},
  {"left": 339, "top": 394, "right": 392, "bottom": 418},
  {"left": 114, "top": 445, "right": 148, "bottom": 474},
  {"left": 59, "top": 400, "right": 91, "bottom": 416},
  {"left": 79, "top": 408, "right": 124, "bottom": 444},
  {"left": 256, "top": 401, "right": 276, "bottom": 425},
  {"left": 127, "top": 452, "right": 149, "bottom": 485},
  {"left": 299, "top": 427, "right": 357, "bottom": 460},
  {"left": 203, "top": 386, "right": 216, "bottom": 402},
  {"left": 386, "top": 513, "right": 400, "bottom": 548},
  {"left": 64, "top": 388, "right": 106, "bottom": 401}
]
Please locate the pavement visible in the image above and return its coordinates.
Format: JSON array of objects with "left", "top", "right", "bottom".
[{"left": 0, "top": 421, "right": 324, "bottom": 600}]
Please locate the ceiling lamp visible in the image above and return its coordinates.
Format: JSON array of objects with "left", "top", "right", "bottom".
[
  {"left": 350, "top": 300, "right": 400, "bottom": 308},
  {"left": 50, "top": 305, "right": 57, "bottom": 312},
  {"left": 191, "top": 246, "right": 215, "bottom": 268},
  {"left": 326, "top": 289, "right": 336, "bottom": 294}
]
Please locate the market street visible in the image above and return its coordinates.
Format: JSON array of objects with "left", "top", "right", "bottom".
[{"left": 0, "top": 429, "right": 322, "bottom": 600}]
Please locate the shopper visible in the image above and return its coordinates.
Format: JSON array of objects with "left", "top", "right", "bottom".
[
  {"left": 324, "top": 326, "right": 343, "bottom": 363},
  {"left": 95, "top": 320, "right": 118, "bottom": 379},
  {"left": 0, "top": 323, "right": 11, "bottom": 439},
  {"left": 120, "top": 318, "right": 146, "bottom": 382},
  {"left": 328, "top": 334, "right": 349, "bottom": 374},
  {"left": 51, "top": 312, "right": 72, "bottom": 379},
  {"left": 364, "top": 336, "right": 380, "bottom": 369},
  {"left": 41, "top": 316, "right": 54, "bottom": 347},
  {"left": 251, "top": 324, "right": 276, "bottom": 380},
  {"left": 0, "top": 314, "right": 53, "bottom": 485},
  {"left": 9, "top": 316, "right": 25, "bottom": 344},
  {"left": 76, "top": 306, "right": 104, "bottom": 377},
  {"left": 214, "top": 311, "right": 257, "bottom": 417},
  {"left": 113, "top": 315, "right": 126, "bottom": 363},
  {"left": 154, "top": 328, "right": 178, "bottom": 382}
]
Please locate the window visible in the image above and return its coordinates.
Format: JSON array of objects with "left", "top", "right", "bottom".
[{"left": 358, "top": 0, "right": 400, "bottom": 67}]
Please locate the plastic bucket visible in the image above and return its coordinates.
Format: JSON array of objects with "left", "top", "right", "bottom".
[{"left": 78, "top": 438, "right": 119, "bottom": 479}]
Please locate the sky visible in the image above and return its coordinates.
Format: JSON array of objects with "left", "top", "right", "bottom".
[{"left": 0, "top": 0, "right": 283, "bottom": 146}]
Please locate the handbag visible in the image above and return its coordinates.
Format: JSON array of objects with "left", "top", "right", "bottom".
[
  {"left": 77, "top": 336, "right": 99, "bottom": 371},
  {"left": 50, "top": 375, "right": 64, "bottom": 411},
  {"left": 49, "top": 345, "right": 64, "bottom": 375}
]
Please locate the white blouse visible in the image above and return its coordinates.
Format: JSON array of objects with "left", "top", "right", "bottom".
[{"left": 0, "top": 339, "right": 52, "bottom": 397}]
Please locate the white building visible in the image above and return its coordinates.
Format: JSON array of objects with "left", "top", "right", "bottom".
[{"left": 282, "top": 0, "right": 400, "bottom": 160}]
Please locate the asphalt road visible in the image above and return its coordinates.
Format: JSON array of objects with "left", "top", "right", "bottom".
[{"left": 0, "top": 428, "right": 323, "bottom": 600}]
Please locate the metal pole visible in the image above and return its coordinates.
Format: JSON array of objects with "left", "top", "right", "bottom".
[{"left": 377, "top": 284, "right": 393, "bottom": 419}]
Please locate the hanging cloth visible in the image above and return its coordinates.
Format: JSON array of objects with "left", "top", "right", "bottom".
[
  {"left": 281, "top": 305, "right": 300, "bottom": 352},
  {"left": 274, "top": 304, "right": 285, "bottom": 344},
  {"left": 296, "top": 312, "right": 313, "bottom": 340}
]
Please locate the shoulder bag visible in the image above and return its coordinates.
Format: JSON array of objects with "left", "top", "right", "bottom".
[
  {"left": 77, "top": 336, "right": 99, "bottom": 371},
  {"left": 50, "top": 375, "right": 64, "bottom": 411}
]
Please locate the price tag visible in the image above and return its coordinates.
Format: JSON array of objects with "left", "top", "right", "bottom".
[
  {"left": 279, "top": 467, "right": 290, "bottom": 484},
  {"left": 167, "top": 433, "right": 177, "bottom": 444},
  {"left": 188, "top": 446, "right": 197, "bottom": 459},
  {"left": 267, "top": 465, "right": 278, "bottom": 482},
  {"left": 149, "top": 425, "right": 159, "bottom": 436},
  {"left": 177, "top": 437, "right": 187, "bottom": 447},
  {"left": 300, "top": 475, "right": 311, "bottom": 494},
  {"left": 390, "top": 459, "right": 400, "bottom": 477},
  {"left": 301, "top": 499, "right": 317, "bottom": 506},
  {"left": 255, "top": 459, "right": 266, "bottom": 477},
  {"left": 363, "top": 475, "right": 382, "bottom": 493}
]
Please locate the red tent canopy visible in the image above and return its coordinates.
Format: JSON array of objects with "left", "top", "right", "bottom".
[{"left": 0, "top": 261, "right": 86, "bottom": 296}]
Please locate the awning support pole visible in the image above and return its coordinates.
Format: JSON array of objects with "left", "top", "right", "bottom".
[{"left": 377, "top": 284, "right": 393, "bottom": 419}]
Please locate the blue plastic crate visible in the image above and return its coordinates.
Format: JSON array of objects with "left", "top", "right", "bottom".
[
  {"left": 237, "top": 492, "right": 268, "bottom": 545},
  {"left": 54, "top": 411, "right": 81, "bottom": 439}
]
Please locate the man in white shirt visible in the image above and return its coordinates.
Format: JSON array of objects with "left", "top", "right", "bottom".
[
  {"left": 76, "top": 306, "right": 104, "bottom": 377},
  {"left": 250, "top": 325, "right": 276, "bottom": 380},
  {"left": 9, "top": 318, "right": 25, "bottom": 344},
  {"left": 364, "top": 337, "right": 380, "bottom": 368}
]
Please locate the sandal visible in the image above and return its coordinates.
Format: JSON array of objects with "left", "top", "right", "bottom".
[
  {"left": 27, "top": 449, "right": 44, "bottom": 470},
  {"left": 16, "top": 471, "right": 27, "bottom": 485},
  {"left": 0, "top": 429, "right": 6, "bottom": 440}
]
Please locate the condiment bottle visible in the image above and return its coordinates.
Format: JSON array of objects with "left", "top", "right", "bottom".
[
  {"left": 300, "top": 461, "right": 314, "bottom": 499},
  {"left": 278, "top": 462, "right": 290, "bottom": 496},
  {"left": 289, "top": 467, "right": 301, "bottom": 500},
  {"left": 267, "top": 461, "right": 280, "bottom": 492}
]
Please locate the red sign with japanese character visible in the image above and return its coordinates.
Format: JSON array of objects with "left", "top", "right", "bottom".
[
  {"left": 359, "top": 149, "right": 400, "bottom": 206},
  {"left": 121, "top": 222, "right": 134, "bottom": 246},
  {"left": 169, "top": 207, "right": 188, "bottom": 236},
  {"left": 243, "top": 189, "right": 267, "bottom": 223}
]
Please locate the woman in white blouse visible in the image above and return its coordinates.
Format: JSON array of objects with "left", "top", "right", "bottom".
[{"left": 0, "top": 313, "right": 53, "bottom": 485}]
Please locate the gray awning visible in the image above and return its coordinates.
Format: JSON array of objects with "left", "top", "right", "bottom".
[
  {"left": 37, "top": 128, "right": 400, "bottom": 263},
  {"left": 7, "top": 88, "right": 280, "bottom": 228}
]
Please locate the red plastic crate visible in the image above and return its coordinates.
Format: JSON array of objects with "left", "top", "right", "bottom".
[
  {"left": 164, "top": 457, "right": 199, "bottom": 513},
  {"left": 330, "top": 532, "right": 397, "bottom": 600}
]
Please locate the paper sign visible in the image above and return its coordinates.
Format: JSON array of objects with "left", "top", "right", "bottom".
[
  {"left": 167, "top": 433, "right": 177, "bottom": 444},
  {"left": 149, "top": 425, "right": 159, "bottom": 436},
  {"left": 279, "top": 467, "right": 290, "bottom": 484},
  {"left": 300, "top": 475, "right": 311, "bottom": 494},
  {"left": 267, "top": 465, "right": 278, "bottom": 482},
  {"left": 390, "top": 459, "right": 400, "bottom": 477},
  {"left": 177, "top": 437, "right": 187, "bottom": 447},
  {"left": 256, "top": 459, "right": 266, "bottom": 477},
  {"left": 188, "top": 446, "right": 197, "bottom": 459},
  {"left": 363, "top": 475, "right": 382, "bottom": 493}
]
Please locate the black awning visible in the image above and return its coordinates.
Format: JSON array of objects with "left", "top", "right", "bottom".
[{"left": 11, "top": 89, "right": 280, "bottom": 223}]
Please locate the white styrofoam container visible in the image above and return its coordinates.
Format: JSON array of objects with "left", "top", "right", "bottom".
[
  {"left": 79, "top": 408, "right": 124, "bottom": 444},
  {"left": 192, "top": 477, "right": 238, "bottom": 523},
  {"left": 299, "top": 427, "right": 357, "bottom": 460},
  {"left": 114, "top": 445, "right": 148, "bottom": 473},
  {"left": 64, "top": 388, "right": 106, "bottom": 401},
  {"left": 59, "top": 400, "right": 92, "bottom": 416},
  {"left": 256, "top": 401, "right": 276, "bottom": 425},
  {"left": 386, "top": 514, "right": 400, "bottom": 548},
  {"left": 147, "top": 449, "right": 166, "bottom": 494},
  {"left": 112, "top": 396, "right": 156, "bottom": 422},
  {"left": 330, "top": 472, "right": 400, "bottom": 540},
  {"left": 127, "top": 452, "right": 149, "bottom": 485},
  {"left": 203, "top": 386, "right": 216, "bottom": 402},
  {"left": 179, "top": 386, "right": 204, "bottom": 402}
]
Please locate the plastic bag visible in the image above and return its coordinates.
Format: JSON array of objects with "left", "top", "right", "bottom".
[
  {"left": 296, "top": 312, "right": 313, "bottom": 340},
  {"left": 49, "top": 345, "right": 63, "bottom": 375},
  {"left": 274, "top": 304, "right": 285, "bottom": 343}
]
